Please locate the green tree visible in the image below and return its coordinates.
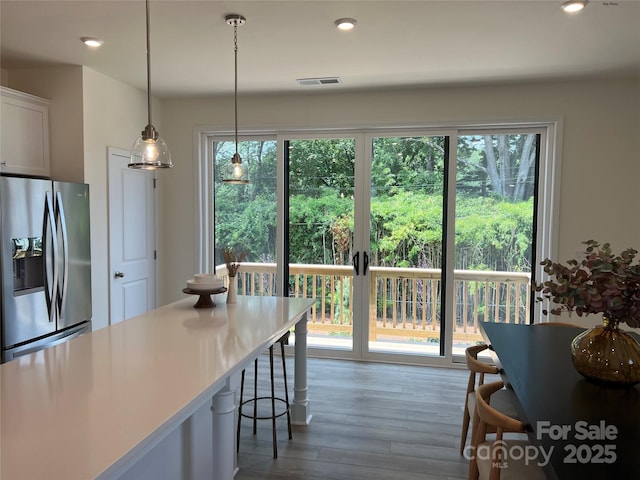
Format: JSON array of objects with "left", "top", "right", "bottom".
[
  {"left": 213, "top": 135, "right": 535, "bottom": 275},
  {"left": 457, "top": 134, "right": 537, "bottom": 202},
  {"left": 371, "top": 136, "right": 446, "bottom": 196},
  {"left": 215, "top": 140, "right": 277, "bottom": 264},
  {"left": 289, "top": 139, "right": 355, "bottom": 197}
]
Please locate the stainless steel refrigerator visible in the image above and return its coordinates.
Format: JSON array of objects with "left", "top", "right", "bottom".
[{"left": 0, "top": 176, "right": 92, "bottom": 363}]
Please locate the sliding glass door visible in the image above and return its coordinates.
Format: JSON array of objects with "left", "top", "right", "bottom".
[
  {"left": 452, "top": 131, "right": 539, "bottom": 357},
  {"left": 283, "top": 132, "right": 450, "bottom": 360},
  {"left": 365, "top": 134, "right": 448, "bottom": 357},
  {"left": 286, "top": 136, "right": 358, "bottom": 353},
  {"left": 281, "top": 128, "right": 543, "bottom": 363},
  {"left": 199, "top": 123, "right": 553, "bottom": 364}
]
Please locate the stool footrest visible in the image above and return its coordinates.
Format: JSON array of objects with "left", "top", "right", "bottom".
[{"left": 240, "top": 396, "right": 290, "bottom": 420}]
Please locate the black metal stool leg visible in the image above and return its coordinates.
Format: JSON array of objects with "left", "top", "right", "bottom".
[
  {"left": 237, "top": 368, "right": 245, "bottom": 453},
  {"left": 269, "top": 345, "right": 278, "bottom": 458},
  {"left": 281, "top": 340, "right": 292, "bottom": 440},
  {"left": 252, "top": 357, "right": 258, "bottom": 435}
]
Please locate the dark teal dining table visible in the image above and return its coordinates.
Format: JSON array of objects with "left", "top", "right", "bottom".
[{"left": 480, "top": 322, "right": 640, "bottom": 480}]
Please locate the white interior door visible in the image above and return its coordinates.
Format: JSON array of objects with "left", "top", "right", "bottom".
[{"left": 108, "top": 147, "right": 156, "bottom": 324}]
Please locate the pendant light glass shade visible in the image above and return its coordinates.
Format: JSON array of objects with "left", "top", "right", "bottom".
[
  {"left": 223, "top": 152, "right": 249, "bottom": 184},
  {"left": 130, "top": 125, "right": 172, "bottom": 169},
  {"left": 129, "top": 0, "right": 172, "bottom": 169},
  {"left": 222, "top": 14, "right": 248, "bottom": 184}
]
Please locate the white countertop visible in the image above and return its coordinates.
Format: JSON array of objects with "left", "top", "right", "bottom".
[{"left": 0, "top": 296, "right": 314, "bottom": 479}]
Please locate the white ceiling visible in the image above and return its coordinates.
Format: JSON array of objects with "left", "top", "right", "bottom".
[{"left": 1, "top": 0, "right": 639, "bottom": 99}]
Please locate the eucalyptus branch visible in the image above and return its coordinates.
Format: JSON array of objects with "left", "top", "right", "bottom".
[{"left": 535, "top": 240, "right": 640, "bottom": 328}]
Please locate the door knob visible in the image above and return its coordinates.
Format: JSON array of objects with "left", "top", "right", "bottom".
[{"left": 114, "top": 271, "right": 125, "bottom": 278}]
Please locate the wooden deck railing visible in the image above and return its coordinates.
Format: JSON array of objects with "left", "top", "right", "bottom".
[{"left": 216, "top": 262, "right": 531, "bottom": 344}]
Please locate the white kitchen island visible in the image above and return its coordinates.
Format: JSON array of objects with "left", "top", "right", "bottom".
[{"left": 0, "top": 295, "right": 314, "bottom": 479}]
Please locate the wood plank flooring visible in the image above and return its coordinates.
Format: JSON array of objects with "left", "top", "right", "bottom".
[{"left": 236, "top": 357, "right": 470, "bottom": 480}]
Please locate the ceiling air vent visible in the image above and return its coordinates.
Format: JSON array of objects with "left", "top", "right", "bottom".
[{"left": 297, "top": 77, "right": 341, "bottom": 86}]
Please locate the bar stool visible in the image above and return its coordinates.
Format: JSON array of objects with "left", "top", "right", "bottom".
[{"left": 237, "top": 331, "right": 292, "bottom": 459}]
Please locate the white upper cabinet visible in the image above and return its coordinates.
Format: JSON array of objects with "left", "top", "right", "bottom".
[{"left": 0, "top": 86, "right": 50, "bottom": 178}]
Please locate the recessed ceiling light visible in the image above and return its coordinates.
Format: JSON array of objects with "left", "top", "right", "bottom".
[
  {"left": 81, "top": 37, "right": 103, "bottom": 47},
  {"left": 561, "top": 1, "right": 588, "bottom": 13},
  {"left": 334, "top": 18, "right": 357, "bottom": 31}
]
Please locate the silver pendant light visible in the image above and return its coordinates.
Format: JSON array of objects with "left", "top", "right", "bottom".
[
  {"left": 222, "top": 14, "right": 249, "bottom": 184},
  {"left": 129, "top": 0, "right": 172, "bottom": 169}
]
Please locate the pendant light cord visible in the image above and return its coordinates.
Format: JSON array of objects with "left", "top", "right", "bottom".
[
  {"left": 234, "top": 22, "right": 239, "bottom": 155},
  {"left": 146, "top": 0, "right": 152, "bottom": 127}
]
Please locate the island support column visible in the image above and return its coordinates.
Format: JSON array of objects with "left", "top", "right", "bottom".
[
  {"left": 212, "top": 385, "right": 236, "bottom": 480},
  {"left": 292, "top": 311, "right": 312, "bottom": 425}
]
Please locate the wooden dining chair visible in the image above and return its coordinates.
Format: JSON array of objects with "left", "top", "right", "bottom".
[
  {"left": 470, "top": 381, "right": 547, "bottom": 480},
  {"left": 460, "top": 344, "right": 519, "bottom": 455}
]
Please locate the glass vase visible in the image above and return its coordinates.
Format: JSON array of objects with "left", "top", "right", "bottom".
[{"left": 570, "top": 317, "right": 640, "bottom": 387}]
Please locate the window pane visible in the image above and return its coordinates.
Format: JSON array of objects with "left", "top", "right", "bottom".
[
  {"left": 288, "top": 138, "right": 356, "bottom": 350},
  {"left": 455, "top": 133, "right": 538, "bottom": 353},
  {"left": 214, "top": 140, "right": 277, "bottom": 295},
  {"left": 369, "top": 135, "right": 447, "bottom": 356}
]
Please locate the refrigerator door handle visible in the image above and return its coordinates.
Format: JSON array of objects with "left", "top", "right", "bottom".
[
  {"left": 55, "top": 191, "right": 69, "bottom": 317},
  {"left": 44, "top": 192, "right": 58, "bottom": 323},
  {"left": 10, "top": 326, "right": 87, "bottom": 360}
]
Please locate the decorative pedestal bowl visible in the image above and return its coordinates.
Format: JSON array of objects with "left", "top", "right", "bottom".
[{"left": 182, "top": 287, "right": 227, "bottom": 308}]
